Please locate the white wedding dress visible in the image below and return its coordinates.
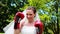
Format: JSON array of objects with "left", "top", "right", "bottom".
[{"left": 21, "top": 25, "right": 36, "bottom": 34}]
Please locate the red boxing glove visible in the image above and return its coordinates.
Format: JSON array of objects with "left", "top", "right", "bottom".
[
  {"left": 14, "top": 12, "right": 24, "bottom": 29},
  {"left": 15, "top": 12, "right": 24, "bottom": 19},
  {"left": 34, "top": 20, "right": 44, "bottom": 34}
]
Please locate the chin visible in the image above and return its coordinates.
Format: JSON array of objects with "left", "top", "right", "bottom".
[{"left": 28, "top": 19, "right": 32, "bottom": 21}]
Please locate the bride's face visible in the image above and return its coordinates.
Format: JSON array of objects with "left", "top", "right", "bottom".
[{"left": 26, "top": 10, "right": 35, "bottom": 21}]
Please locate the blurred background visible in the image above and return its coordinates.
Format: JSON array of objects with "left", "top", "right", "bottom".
[{"left": 0, "top": 0, "right": 60, "bottom": 34}]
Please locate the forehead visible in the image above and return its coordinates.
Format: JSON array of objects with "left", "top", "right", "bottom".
[{"left": 26, "top": 10, "right": 34, "bottom": 14}]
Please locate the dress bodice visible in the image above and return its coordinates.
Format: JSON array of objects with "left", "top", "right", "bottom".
[{"left": 21, "top": 25, "right": 36, "bottom": 34}]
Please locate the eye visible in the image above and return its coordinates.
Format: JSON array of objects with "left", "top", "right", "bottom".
[
  {"left": 26, "top": 14, "right": 28, "bottom": 15},
  {"left": 29, "top": 14, "right": 32, "bottom": 15}
]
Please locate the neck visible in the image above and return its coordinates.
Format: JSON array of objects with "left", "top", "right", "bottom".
[{"left": 28, "top": 19, "right": 34, "bottom": 23}]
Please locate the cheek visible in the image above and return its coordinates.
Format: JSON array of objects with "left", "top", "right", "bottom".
[{"left": 31, "top": 15, "right": 34, "bottom": 18}]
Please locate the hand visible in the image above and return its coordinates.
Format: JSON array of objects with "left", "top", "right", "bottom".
[{"left": 34, "top": 20, "right": 44, "bottom": 34}]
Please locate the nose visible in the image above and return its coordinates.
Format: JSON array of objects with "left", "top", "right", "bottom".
[
  {"left": 28, "top": 15, "right": 30, "bottom": 17},
  {"left": 27, "top": 15, "right": 31, "bottom": 18}
]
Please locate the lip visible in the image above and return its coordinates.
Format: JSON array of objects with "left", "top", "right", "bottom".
[{"left": 27, "top": 18, "right": 31, "bottom": 19}]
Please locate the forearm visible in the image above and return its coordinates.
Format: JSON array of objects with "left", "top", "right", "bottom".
[
  {"left": 14, "top": 15, "right": 20, "bottom": 34},
  {"left": 14, "top": 29, "right": 20, "bottom": 34}
]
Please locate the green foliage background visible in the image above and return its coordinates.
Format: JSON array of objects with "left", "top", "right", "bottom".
[{"left": 0, "top": 0, "right": 60, "bottom": 34}]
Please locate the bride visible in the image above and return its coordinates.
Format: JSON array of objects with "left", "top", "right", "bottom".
[{"left": 3, "top": 6, "right": 44, "bottom": 34}]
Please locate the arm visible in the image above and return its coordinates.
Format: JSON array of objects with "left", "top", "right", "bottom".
[
  {"left": 14, "top": 12, "right": 24, "bottom": 34},
  {"left": 14, "top": 16, "right": 20, "bottom": 34},
  {"left": 14, "top": 21, "right": 24, "bottom": 34},
  {"left": 14, "top": 29, "right": 20, "bottom": 34}
]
